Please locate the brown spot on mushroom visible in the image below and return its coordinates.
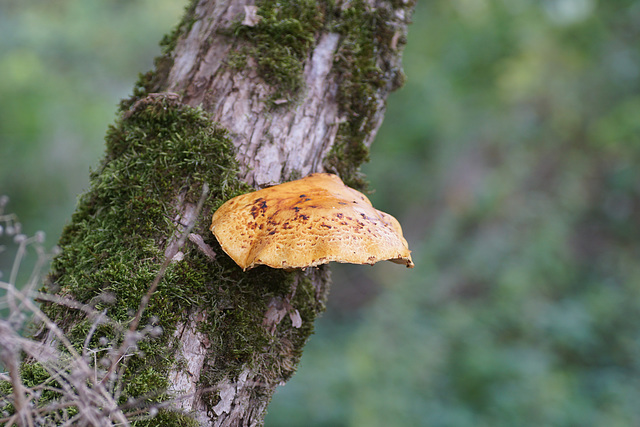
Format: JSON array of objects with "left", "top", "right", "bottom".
[{"left": 209, "top": 173, "right": 414, "bottom": 270}]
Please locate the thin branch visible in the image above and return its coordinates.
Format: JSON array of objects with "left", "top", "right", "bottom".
[
  {"left": 9, "top": 235, "right": 30, "bottom": 286},
  {"left": 0, "top": 333, "right": 34, "bottom": 427},
  {"left": 2, "top": 283, "right": 84, "bottom": 363}
]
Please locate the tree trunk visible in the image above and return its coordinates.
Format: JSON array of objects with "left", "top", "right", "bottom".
[{"left": 38, "top": 0, "right": 414, "bottom": 425}]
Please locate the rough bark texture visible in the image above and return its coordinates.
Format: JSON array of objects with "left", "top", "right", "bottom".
[
  {"left": 37, "top": 0, "right": 414, "bottom": 425},
  {"left": 143, "top": 0, "right": 414, "bottom": 189}
]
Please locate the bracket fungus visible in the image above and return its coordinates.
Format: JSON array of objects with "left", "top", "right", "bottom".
[{"left": 210, "top": 173, "right": 414, "bottom": 270}]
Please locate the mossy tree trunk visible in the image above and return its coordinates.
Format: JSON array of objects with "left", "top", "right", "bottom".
[{"left": 39, "top": 0, "right": 413, "bottom": 425}]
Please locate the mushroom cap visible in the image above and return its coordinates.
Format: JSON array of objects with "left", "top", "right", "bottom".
[{"left": 210, "top": 173, "right": 414, "bottom": 270}]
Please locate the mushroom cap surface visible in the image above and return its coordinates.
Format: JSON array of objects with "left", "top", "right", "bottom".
[{"left": 210, "top": 173, "right": 414, "bottom": 270}]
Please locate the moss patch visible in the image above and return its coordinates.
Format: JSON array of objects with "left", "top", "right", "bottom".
[
  {"left": 226, "top": 0, "right": 326, "bottom": 102},
  {"left": 223, "top": 0, "right": 409, "bottom": 189},
  {"left": 123, "top": 0, "right": 409, "bottom": 192},
  {"left": 132, "top": 411, "right": 200, "bottom": 427},
  {"left": 33, "top": 95, "right": 323, "bottom": 422},
  {"left": 324, "top": 0, "right": 407, "bottom": 190}
]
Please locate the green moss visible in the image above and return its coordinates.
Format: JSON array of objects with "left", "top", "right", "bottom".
[
  {"left": 3, "top": 363, "right": 196, "bottom": 426},
  {"left": 222, "top": 0, "right": 409, "bottom": 189},
  {"left": 34, "top": 94, "right": 324, "bottom": 421},
  {"left": 123, "top": 367, "right": 171, "bottom": 401},
  {"left": 37, "top": 96, "right": 241, "bottom": 419},
  {"left": 0, "top": 380, "right": 12, "bottom": 415},
  {"left": 198, "top": 266, "right": 327, "bottom": 410},
  {"left": 324, "top": 0, "right": 405, "bottom": 190},
  {"left": 11, "top": 361, "right": 70, "bottom": 418},
  {"left": 125, "top": 0, "right": 408, "bottom": 192},
  {"left": 226, "top": 0, "right": 326, "bottom": 102},
  {"left": 131, "top": 411, "right": 200, "bottom": 427}
]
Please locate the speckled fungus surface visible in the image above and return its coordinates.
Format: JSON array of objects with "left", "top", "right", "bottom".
[{"left": 210, "top": 173, "right": 414, "bottom": 270}]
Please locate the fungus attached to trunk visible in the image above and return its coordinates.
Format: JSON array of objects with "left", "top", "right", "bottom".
[{"left": 210, "top": 173, "right": 414, "bottom": 270}]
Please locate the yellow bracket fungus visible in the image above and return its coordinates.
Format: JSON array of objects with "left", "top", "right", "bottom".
[{"left": 210, "top": 173, "right": 414, "bottom": 270}]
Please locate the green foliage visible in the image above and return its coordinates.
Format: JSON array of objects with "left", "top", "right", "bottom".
[{"left": 268, "top": 1, "right": 640, "bottom": 426}]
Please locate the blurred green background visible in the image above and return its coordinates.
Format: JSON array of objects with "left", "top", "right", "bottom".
[{"left": 2, "top": 0, "right": 640, "bottom": 426}]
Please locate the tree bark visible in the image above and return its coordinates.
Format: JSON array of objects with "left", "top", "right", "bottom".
[{"left": 38, "top": 0, "right": 414, "bottom": 425}]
